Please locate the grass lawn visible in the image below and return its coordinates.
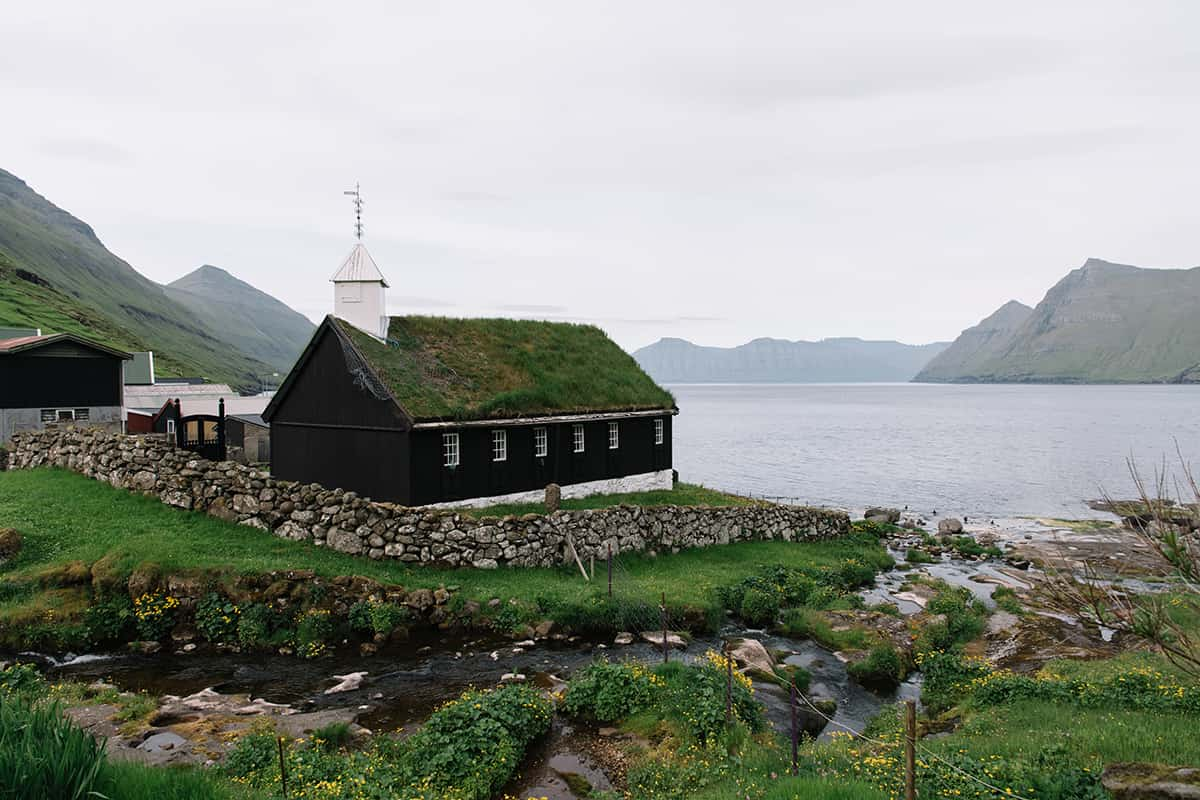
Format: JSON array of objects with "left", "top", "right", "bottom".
[
  {"left": 0, "top": 468, "right": 880, "bottom": 621},
  {"left": 459, "top": 481, "right": 755, "bottom": 518}
]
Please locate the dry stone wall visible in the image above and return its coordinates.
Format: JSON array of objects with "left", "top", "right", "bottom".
[{"left": 5, "top": 429, "right": 850, "bottom": 569}]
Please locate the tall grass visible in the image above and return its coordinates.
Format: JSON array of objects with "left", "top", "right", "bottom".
[{"left": 0, "top": 696, "right": 105, "bottom": 800}]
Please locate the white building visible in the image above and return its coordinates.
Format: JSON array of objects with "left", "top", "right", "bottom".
[{"left": 331, "top": 243, "right": 389, "bottom": 340}]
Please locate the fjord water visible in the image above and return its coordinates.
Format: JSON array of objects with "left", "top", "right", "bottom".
[{"left": 670, "top": 383, "right": 1200, "bottom": 519}]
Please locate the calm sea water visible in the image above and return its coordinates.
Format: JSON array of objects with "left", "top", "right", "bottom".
[{"left": 670, "top": 383, "right": 1200, "bottom": 519}]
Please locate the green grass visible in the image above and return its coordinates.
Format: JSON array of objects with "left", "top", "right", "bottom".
[
  {"left": 338, "top": 315, "right": 674, "bottom": 421},
  {"left": 460, "top": 482, "right": 754, "bottom": 518},
  {"left": 0, "top": 468, "right": 883, "bottom": 627}
]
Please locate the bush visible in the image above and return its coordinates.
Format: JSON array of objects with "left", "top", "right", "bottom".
[
  {"left": 562, "top": 659, "right": 664, "bottom": 722},
  {"left": 0, "top": 696, "right": 105, "bottom": 800},
  {"left": 132, "top": 592, "right": 179, "bottom": 641},
  {"left": 0, "top": 662, "right": 45, "bottom": 697},
  {"left": 847, "top": 645, "right": 904, "bottom": 688},
  {"left": 348, "top": 599, "right": 409, "bottom": 638},
  {"left": 236, "top": 602, "right": 274, "bottom": 648},
  {"left": 740, "top": 586, "right": 781, "bottom": 628},
  {"left": 295, "top": 608, "right": 334, "bottom": 658},
  {"left": 82, "top": 594, "right": 135, "bottom": 646},
  {"left": 194, "top": 593, "right": 240, "bottom": 644},
  {"left": 914, "top": 585, "right": 986, "bottom": 655},
  {"left": 905, "top": 548, "right": 934, "bottom": 564}
]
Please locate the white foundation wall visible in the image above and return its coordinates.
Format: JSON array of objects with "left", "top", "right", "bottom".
[{"left": 427, "top": 468, "right": 675, "bottom": 510}]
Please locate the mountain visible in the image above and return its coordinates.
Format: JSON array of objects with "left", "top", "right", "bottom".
[
  {"left": 914, "top": 300, "right": 1033, "bottom": 382},
  {"left": 0, "top": 168, "right": 290, "bottom": 389},
  {"left": 165, "top": 265, "right": 313, "bottom": 373},
  {"left": 915, "top": 258, "right": 1200, "bottom": 383},
  {"left": 633, "top": 336, "right": 950, "bottom": 383}
]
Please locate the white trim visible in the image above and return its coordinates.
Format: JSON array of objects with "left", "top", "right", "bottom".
[
  {"left": 425, "top": 469, "right": 674, "bottom": 509},
  {"left": 411, "top": 407, "right": 676, "bottom": 430}
]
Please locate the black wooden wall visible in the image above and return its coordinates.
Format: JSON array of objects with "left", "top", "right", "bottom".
[
  {"left": 0, "top": 350, "right": 123, "bottom": 407},
  {"left": 269, "top": 326, "right": 413, "bottom": 503},
  {"left": 406, "top": 414, "right": 672, "bottom": 506}
]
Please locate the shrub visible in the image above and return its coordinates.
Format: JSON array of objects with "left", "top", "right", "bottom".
[
  {"left": 194, "top": 593, "right": 240, "bottom": 644},
  {"left": 132, "top": 592, "right": 179, "bottom": 641},
  {"left": 847, "top": 645, "right": 904, "bottom": 688},
  {"left": 0, "top": 696, "right": 106, "bottom": 800},
  {"left": 740, "top": 586, "right": 781, "bottom": 628},
  {"left": 656, "top": 654, "right": 765, "bottom": 743},
  {"left": 349, "top": 599, "right": 409, "bottom": 638},
  {"left": 82, "top": 594, "right": 135, "bottom": 646},
  {"left": 905, "top": 548, "right": 934, "bottom": 564},
  {"left": 236, "top": 602, "right": 273, "bottom": 648},
  {"left": 0, "top": 662, "right": 45, "bottom": 697},
  {"left": 562, "top": 659, "right": 664, "bottom": 722},
  {"left": 312, "top": 721, "right": 353, "bottom": 751},
  {"left": 295, "top": 608, "right": 334, "bottom": 658},
  {"left": 915, "top": 585, "right": 986, "bottom": 655}
]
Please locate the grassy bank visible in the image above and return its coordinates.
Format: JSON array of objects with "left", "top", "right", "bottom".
[
  {"left": 458, "top": 481, "right": 754, "bottom": 518},
  {"left": 0, "top": 468, "right": 885, "bottom": 651}
]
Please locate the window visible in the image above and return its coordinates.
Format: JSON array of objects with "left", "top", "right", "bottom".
[
  {"left": 56, "top": 409, "right": 74, "bottom": 422},
  {"left": 491, "top": 429, "right": 507, "bottom": 462},
  {"left": 655, "top": 418, "right": 664, "bottom": 445},
  {"left": 608, "top": 421, "right": 619, "bottom": 449},
  {"left": 572, "top": 424, "right": 585, "bottom": 453},
  {"left": 166, "top": 419, "right": 176, "bottom": 437},
  {"left": 73, "top": 408, "right": 89, "bottom": 421},
  {"left": 534, "top": 427, "right": 548, "bottom": 458},
  {"left": 40, "top": 409, "right": 56, "bottom": 423},
  {"left": 442, "top": 432, "right": 460, "bottom": 467}
]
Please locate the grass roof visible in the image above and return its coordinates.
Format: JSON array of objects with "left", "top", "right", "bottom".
[{"left": 335, "top": 316, "right": 675, "bottom": 422}]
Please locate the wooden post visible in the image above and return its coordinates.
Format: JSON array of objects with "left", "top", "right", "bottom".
[
  {"left": 607, "top": 543, "right": 613, "bottom": 598},
  {"left": 725, "top": 640, "right": 733, "bottom": 723},
  {"left": 904, "top": 700, "right": 917, "bottom": 800},
  {"left": 278, "top": 736, "right": 289, "bottom": 799},
  {"left": 590, "top": 554, "right": 595, "bottom": 581},
  {"left": 789, "top": 679, "right": 799, "bottom": 775},
  {"left": 660, "top": 591, "right": 669, "bottom": 664}
]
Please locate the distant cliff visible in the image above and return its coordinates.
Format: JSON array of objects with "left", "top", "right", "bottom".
[
  {"left": 633, "top": 336, "right": 949, "bottom": 383},
  {"left": 915, "top": 258, "right": 1200, "bottom": 383}
]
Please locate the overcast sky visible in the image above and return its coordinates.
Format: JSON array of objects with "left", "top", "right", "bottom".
[{"left": 3, "top": 1, "right": 1198, "bottom": 351}]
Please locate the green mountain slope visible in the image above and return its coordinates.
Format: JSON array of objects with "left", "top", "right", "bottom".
[
  {"left": 917, "top": 259, "right": 1200, "bottom": 383},
  {"left": 914, "top": 300, "right": 1033, "bottom": 382},
  {"left": 165, "top": 265, "right": 314, "bottom": 373},
  {"left": 0, "top": 168, "right": 274, "bottom": 388}
]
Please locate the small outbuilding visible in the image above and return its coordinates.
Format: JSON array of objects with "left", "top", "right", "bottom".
[
  {"left": 264, "top": 315, "right": 677, "bottom": 506},
  {"left": 0, "top": 332, "right": 131, "bottom": 443},
  {"left": 226, "top": 413, "right": 270, "bottom": 464}
]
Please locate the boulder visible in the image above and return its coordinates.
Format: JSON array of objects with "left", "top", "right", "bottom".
[
  {"left": 0, "top": 528, "right": 21, "bottom": 562},
  {"left": 640, "top": 630, "right": 687, "bottom": 650},
  {"left": 728, "top": 638, "right": 775, "bottom": 677},
  {"left": 614, "top": 632, "right": 634, "bottom": 646},
  {"left": 938, "top": 518, "right": 964, "bottom": 535},
  {"left": 324, "top": 672, "right": 368, "bottom": 694},
  {"left": 864, "top": 507, "right": 901, "bottom": 524},
  {"left": 1102, "top": 763, "right": 1200, "bottom": 800}
]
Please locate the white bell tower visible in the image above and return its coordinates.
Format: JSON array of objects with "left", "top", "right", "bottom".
[{"left": 330, "top": 184, "right": 389, "bottom": 340}]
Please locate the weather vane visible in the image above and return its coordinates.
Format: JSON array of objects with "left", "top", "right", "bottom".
[{"left": 343, "top": 183, "right": 364, "bottom": 240}]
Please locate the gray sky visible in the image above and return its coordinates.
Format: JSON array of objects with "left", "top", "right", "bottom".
[{"left": 3, "top": 1, "right": 1198, "bottom": 351}]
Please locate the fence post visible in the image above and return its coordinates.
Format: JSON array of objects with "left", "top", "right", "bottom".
[
  {"left": 725, "top": 639, "right": 733, "bottom": 723},
  {"left": 905, "top": 699, "right": 917, "bottom": 800},
  {"left": 278, "top": 736, "right": 289, "bottom": 799},
  {"left": 789, "top": 679, "right": 799, "bottom": 775},
  {"left": 607, "top": 543, "right": 613, "bottom": 599},
  {"left": 660, "top": 591, "right": 668, "bottom": 664}
]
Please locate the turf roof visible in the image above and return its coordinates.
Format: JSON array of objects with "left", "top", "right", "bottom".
[{"left": 334, "top": 316, "right": 675, "bottom": 422}]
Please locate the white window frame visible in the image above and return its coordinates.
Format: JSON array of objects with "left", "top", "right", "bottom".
[
  {"left": 491, "top": 429, "right": 507, "bottom": 462},
  {"left": 442, "top": 432, "right": 460, "bottom": 468},
  {"left": 608, "top": 421, "right": 619, "bottom": 449},
  {"left": 534, "top": 426, "right": 548, "bottom": 458},
  {"left": 572, "top": 423, "right": 585, "bottom": 453},
  {"left": 166, "top": 419, "right": 176, "bottom": 437},
  {"left": 655, "top": 418, "right": 664, "bottom": 445}
]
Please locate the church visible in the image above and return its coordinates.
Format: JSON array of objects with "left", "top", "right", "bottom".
[{"left": 263, "top": 236, "right": 676, "bottom": 508}]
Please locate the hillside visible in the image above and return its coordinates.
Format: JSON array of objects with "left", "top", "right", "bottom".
[
  {"left": 166, "top": 265, "right": 313, "bottom": 373},
  {"left": 0, "top": 169, "right": 275, "bottom": 388},
  {"left": 633, "top": 336, "right": 949, "bottom": 383},
  {"left": 914, "top": 300, "right": 1033, "bottom": 382},
  {"left": 917, "top": 259, "right": 1200, "bottom": 383}
]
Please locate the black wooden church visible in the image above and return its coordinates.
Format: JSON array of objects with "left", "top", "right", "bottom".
[{"left": 263, "top": 314, "right": 676, "bottom": 506}]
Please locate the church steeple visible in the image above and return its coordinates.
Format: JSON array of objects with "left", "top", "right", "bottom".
[{"left": 331, "top": 185, "right": 389, "bottom": 339}]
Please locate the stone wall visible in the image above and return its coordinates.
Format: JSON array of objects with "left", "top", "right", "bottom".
[{"left": 4, "top": 429, "right": 850, "bottom": 569}]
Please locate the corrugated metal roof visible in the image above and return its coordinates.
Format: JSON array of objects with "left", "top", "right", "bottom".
[
  {"left": 0, "top": 333, "right": 132, "bottom": 359},
  {"left": 330, "top": 243, "right": 389, "bottom": 287}
]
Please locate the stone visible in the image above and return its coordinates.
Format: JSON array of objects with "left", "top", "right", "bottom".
[
  {"left": 0, "top": 528, "right": 22, "bottom": 562},
  {"left": 544, "top": 483, "right": 562, "bottom": 513},
  {"left": 327, "top": 527, "right": 363, "bottom": 555},
  {"left": 500, "top": 672, "right": 527, "bottom": 683},
  {"left": 938, "top": 518, "right": 964, "bottom": 535},
  {"left": 533, "top": 620, "right": 558, "bottom": 639},
  {"left": 324, "top": 672, "right": 368, "bottom": 694},
  {"left": 864, "top": 507, "right": 901, "bottom": 524},
  {"left": 1102, "top": 763, "right": 1200, "bottom": 800},
  {"left": 640, "top": 630, "right": 687, "bottom": 650},
  {"left": 728, "top": 637, "right": 775, "bottom": 677},
  {"left": 406, "top": 588, "right": 435, "bottom": 612},
  {"left": 614, "top": 632, "right": 634, "bottom": 646},
  {"left": 139, "top": 731, "right": 189, "bottom": 754}
]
